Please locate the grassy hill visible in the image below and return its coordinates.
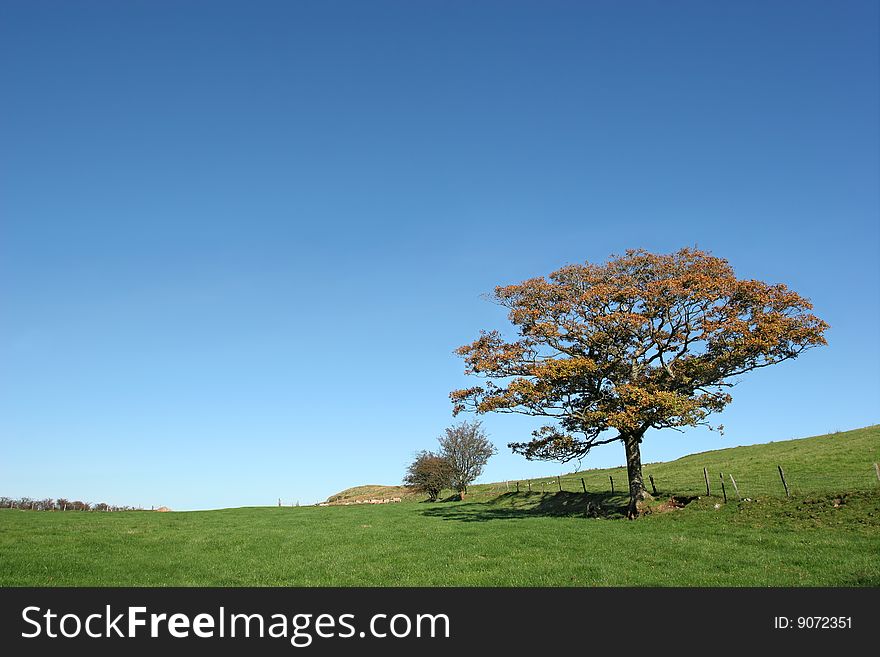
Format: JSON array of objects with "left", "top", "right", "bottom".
[
  {"left": 1, "top": 426, "right": 878, "bottom": 587},
  {"left": 331, "top": 424, "right": 880, "bottom": 505},
  {"left": 325, "top": 484, "right": 415, "bottom": 504}
]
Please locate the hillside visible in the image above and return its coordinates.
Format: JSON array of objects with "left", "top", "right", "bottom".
[
  {"left": 329, "top": 425, "right": 880, "bottom": 504},
  {"left": 324, "top": 485, "right": 414, "bottom": 505},
  {"left": 2, "top": 425, "right": 877, "bottom": 586}
]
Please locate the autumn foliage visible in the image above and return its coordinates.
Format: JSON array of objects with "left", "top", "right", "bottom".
[
  {"left": 403, "top": 451, "right": 453, "bottom": 502},
  {"left": 451, "top": 248, "right": 828, "bottom": 517}
]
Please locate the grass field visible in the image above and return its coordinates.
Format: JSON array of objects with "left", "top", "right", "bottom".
[{"left": 1, "top": 426, "right": 878, "bottom": 586}]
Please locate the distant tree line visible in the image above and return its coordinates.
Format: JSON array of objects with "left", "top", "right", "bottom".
[{"left": 0, "top": 497, "right": 143, "bottom": 511}]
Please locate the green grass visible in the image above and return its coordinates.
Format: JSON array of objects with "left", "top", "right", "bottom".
[
  {"left": 1, "top": 426, "right": 878, "bottom": 586},
  {"left": 465, "top": 424, "right": 880, "bottom": 500}
]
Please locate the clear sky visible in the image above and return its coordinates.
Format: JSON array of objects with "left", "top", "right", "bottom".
[{"left": 1, "top": 1, "right": 877, "bottom": 510}]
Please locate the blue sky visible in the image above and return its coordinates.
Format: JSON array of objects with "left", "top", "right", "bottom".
[{"left": 1, "top": 1, "right": 877, "bottom": 510}]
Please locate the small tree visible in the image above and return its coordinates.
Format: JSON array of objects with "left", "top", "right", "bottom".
[
  {"left": 403, "top": 450, "right": 453, "bottom": 501},
  {"left": 451, "top": 248, "right": 828, "bottom": 518},
  {"left": 438, "top": 421, "right": 497, "bottom": 498}
]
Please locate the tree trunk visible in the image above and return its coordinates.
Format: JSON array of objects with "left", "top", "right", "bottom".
[{"left": 623, "top": 430, "right": 651, "bottom": 519}]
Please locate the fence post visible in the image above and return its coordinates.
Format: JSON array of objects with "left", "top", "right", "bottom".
[
  {"left": 528, "top": 480, "right": 531, "bottom": 492},
  {"left": 703, "top": 467, "right": 711, "bottom": 496},
  {"left": 649, "top": 475, "right": 657, "bottom": 496},
  {"left": 516, "top": 481, "right": 520, "bottom": 493},
  {"left": 506, "top": 481, "right": 509, "bottom": 492},
  {"left": 719, "top": 473, "right": 727, "bottom": 503},
  {"left": 581, "top": 477, "right": 587, "bottom": 493},
  {"left": 729, "top": 474, "right": 741, "bottom": 500},
  {"left": 874, "top": 463, "right": 880, "bottom": 482},
  {"left": 777, "top": 465, "right": 790, "bottom": 497},
  {"left": 609, "top": 476, "right": 614, "bottom": 494},
  {"left": 557, "top": 476, "right": 562, "bottom": 492}
]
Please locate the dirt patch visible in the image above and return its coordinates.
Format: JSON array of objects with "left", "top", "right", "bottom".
[
  {"left": 646, "top": 496, "right": 698, "bottom": 514},
  {"left": 802, "top": 494, "right": 848, "bottom": 508}
]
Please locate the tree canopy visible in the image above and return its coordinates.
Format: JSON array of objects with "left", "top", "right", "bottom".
[
  {"left": 403, "top": 451, "right": 453, "bottom": 502},
  {"left": 451, "top": 248, "right": 828, "bottom": 517}
]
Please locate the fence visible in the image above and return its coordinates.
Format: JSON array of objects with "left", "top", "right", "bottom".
[{"left": 486, "top": 461, "right": 880, "bottom": 500}]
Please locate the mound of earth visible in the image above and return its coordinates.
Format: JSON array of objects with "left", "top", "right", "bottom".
[{"left": 324, "top": 485, "right": 416, "bottom": 505}]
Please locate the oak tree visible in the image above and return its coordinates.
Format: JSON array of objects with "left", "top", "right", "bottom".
[{"left": 451, "top": 248, "right": 828, "bottom": 518}]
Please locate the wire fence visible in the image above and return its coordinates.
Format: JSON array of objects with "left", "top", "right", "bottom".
[{"left": 480, "top": 461, "right": 880, "bottom": 500}]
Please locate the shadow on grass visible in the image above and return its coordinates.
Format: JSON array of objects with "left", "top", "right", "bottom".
[
  {"left": 417, "top": 494, "right": 463, "bottom": 503},
  {"left": 420, "top": 491, "right": 629, "bottom": 522}
]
